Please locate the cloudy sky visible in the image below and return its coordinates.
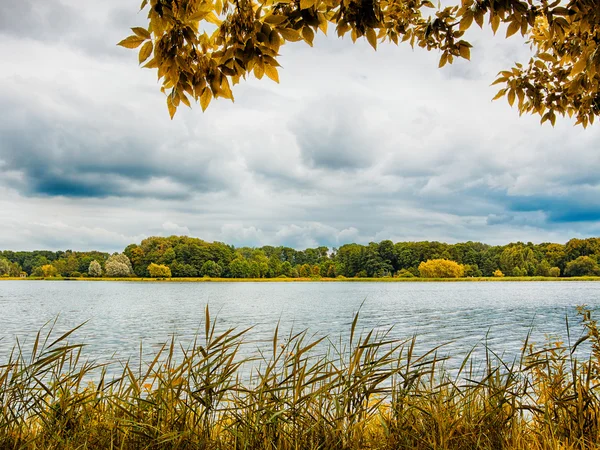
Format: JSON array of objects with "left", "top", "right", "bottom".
[{"left": 1, "top": 0, "right": 599, "bottom": 252}]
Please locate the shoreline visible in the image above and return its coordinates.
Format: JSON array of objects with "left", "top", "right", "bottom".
[{"left": 2, "top": 276, "right": 600, "bottom": 282}]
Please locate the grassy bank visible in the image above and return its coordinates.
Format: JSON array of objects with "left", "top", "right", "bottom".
[
  {"left": 4, "top": 276, "right": 600, "bottom": 282},
  {"left": 2, "top": 307, "right": 600, "bottom": 449}
]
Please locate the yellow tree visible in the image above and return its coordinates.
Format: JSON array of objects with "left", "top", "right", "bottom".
[
  {"left": 121, "top": 0, "right": 600, "bottom": 126},
  {"left": 418, "top": 259, "right": 464, "bottom": 278}
]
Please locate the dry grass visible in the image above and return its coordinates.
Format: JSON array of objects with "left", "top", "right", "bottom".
[{"left": 2, "top": 307, "right": 600, "bottom": 449}]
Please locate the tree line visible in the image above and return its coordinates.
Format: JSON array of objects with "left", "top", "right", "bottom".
[{"left": 2, "top": 236, "right": 600, "bottom": 279}]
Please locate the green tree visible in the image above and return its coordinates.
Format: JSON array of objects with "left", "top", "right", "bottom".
[
  {"left": 201, "top": 260, "right": 223, "bottom": 277},
  {"left": 564, "top": 256, "right": 599, "bottom": 277},
  {"left": 229, "top": 257, "right": 250, "bottom": 278}
]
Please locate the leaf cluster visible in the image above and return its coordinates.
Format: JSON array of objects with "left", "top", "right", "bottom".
[{"left": 119, "top": 0, "right": 600, "bottom": 125}]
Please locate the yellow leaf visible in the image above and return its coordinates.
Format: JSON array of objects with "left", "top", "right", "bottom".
[
  {"left": 131, "top": 27, "right": 151, "bottom": 40},
  {"left": 138, "top": 41, "right": 153, "bottom": 64},
  {"left": 220, "top": 76, "right": 234, "bottom": 100},
  {"left": 205, "top": 12, "right": 221, "bottom": 25},
  {"left": 459, "top": 13, "right": 473, "bottom": 32},
  {"left": 492, "top": 89, "right": 506, "bottom": 101},
  {"left": 118, "top": 35, "right": 145, "bottom": 49},
  {"left": 254, "top": 61, "right": 265, "bottom": 79},
  {"left": 570, "top": 56, "right": 587, "bottom": 77},
  {"left": 300, "top": 0, "right": 315, "bottom": 9},
  {"left": 167, "top": 97, "right": 177, "bottom": 119},
  {"left": 506, "top": 20, "right": 520, "bottom": 38},
  {"left": 459, "top": 44, "right": 470, "bottom": 60},
  {"left": 538, "top": 53, "right": 555, "bottom": 63},
  {"left": 143, "top": 57, "right": 159, "bottom": 69},
  {"left": 366, "top": 28, "right": 377, "bottom": 50},
  {"left": 490, "top": 15, "right": 500, "bottom": 34},
  {"left": 439, "top": 52, "right": 448, "bottom": 68},
  {"left": 265, "top": 65, "right": 280, "bottom": 83},
  {"left": 507, "top": 89, "right": 515, "bottom": 106},
  {"left": 318, "top": 16, "right": 328, "bottom": 35},
  {"left": 200, "top": 88, "right": 212, "bottom": 111},
  {"left": 264, "top": 14, "right": 287, "bottom": 25},
  {"left": 279, "top": 28, "right": 301, "bottom": 42},
  {"left": 180, "top": 93, "right": 191, "bottom": 108},
  {"left": 302, "top": 26, "right": 314, "bottom": 46}
]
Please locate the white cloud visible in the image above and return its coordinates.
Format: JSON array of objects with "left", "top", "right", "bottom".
[{"left": 1, "top": 0, "right": 600, "bottom": 251}]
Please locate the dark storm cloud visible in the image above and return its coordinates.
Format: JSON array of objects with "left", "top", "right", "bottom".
[
  {"left": 506, "top": 194, "right": 600, "bottom": 223},
  {"left": 0, "top": 95, "right": 234, "bottom": 199}
]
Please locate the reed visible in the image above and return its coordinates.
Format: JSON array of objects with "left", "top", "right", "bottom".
[{"left": 1, "top": 306, "right": 600, "bottom": 449}]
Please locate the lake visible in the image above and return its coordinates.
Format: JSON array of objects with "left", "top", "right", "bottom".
[{"left": 1, "top": 280, "right": 599, "bottom": 374}]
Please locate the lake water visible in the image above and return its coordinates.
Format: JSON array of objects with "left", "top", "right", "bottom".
[{"left": 1, "top": 281, "right": 599, "bottom": 374}]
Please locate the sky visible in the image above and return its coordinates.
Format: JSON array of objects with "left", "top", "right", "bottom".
[{"left": 1, "top": 0, "right": 600, "bottom": 252}]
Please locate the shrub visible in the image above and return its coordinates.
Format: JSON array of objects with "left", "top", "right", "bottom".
[
  {"left": 395, "top": 269, "right": 415, "bottom": 278},
  {"left": 147, "top": 263, "right": 172, "bottom": 278},
  {"left": 493, "top": 269, "right": 505, "bottom": 277},
  {"left": 548, "top": 266, "right": 561, "bottom": 277},
  {"left": 418, "top": 259, "right": 464, "bottom": 278}
]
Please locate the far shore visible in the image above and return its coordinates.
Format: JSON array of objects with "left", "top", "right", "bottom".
[{"left": 2, "top": 276, "right": 600, "bottom": 282}]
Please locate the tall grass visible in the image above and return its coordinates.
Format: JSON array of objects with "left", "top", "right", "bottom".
[{"left": 2, "top": 306, "right": 600, "bottom": 449}]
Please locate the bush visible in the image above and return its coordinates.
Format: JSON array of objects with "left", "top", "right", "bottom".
[
  {"left": 395, "top": 269, "right": 415, "bottom": 278},
  {"left": 548, "top": 267, "right": 560, "bottom": 277},
  {"left": 70, "top": 271, "right": 82, "bottom": 278},
  {"left": 418, "top": 259, "right": 464, "bottom": 278},
  {"left": 147, "top": 263, "right": 172, "bottom": 278},
  {"left": 493, "top": 269, "right": 505, "bottom": 277}
]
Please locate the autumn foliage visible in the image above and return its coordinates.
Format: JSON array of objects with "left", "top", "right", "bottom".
[
  {"left": 418, "top": 258, "right": 464, "bottom": 278},
  {"left": 120, "top": 0, "right": 600, "bottom": 126}
]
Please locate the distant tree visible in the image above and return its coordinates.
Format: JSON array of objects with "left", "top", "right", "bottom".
[
  {"left": 299, "top": 264, "right": 312, "bottom": 278},
  {"left": 148, "top": 263, "right": 172, "bottom": 278},
  {"left": 0, "top": 258, "right": 21, "bottom": 277},
  {"left": 463, "top": 264, "right": 482, "bottom": 277},
  {"left": 311, "top": 265, "right": 321, "bottom": 277},
  {"left": 170, "top": 261, "right": 199, "bottom": 277},
  {"left": 201, "top": 260, "right": 222, "bottom": 277},
  {"left": 418, "top": 259, "right": 464, "bottom": 278},
  {"left": 41, "top": 264, "right": 58, "bottom": 278},
  {"left": 564, "top": 256, "right": 599, "bottom": 277},
  {"left": 548, "top": 267, "right": 561, "bottom": 278},
  {"left": 105, "top": 253, "right": 134, "bottom": 277},
  {"left": 280, "top": 261, "right": 293, "bottom": 278},
  {"left": 535, "top": 259, "right": 552, "bottom": 277},
  {"left": 229, "top": 257, "right": 250, "bottom": 278},
  {"left": 88, "top": 260, "right": 102, "bottom": 277}
]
